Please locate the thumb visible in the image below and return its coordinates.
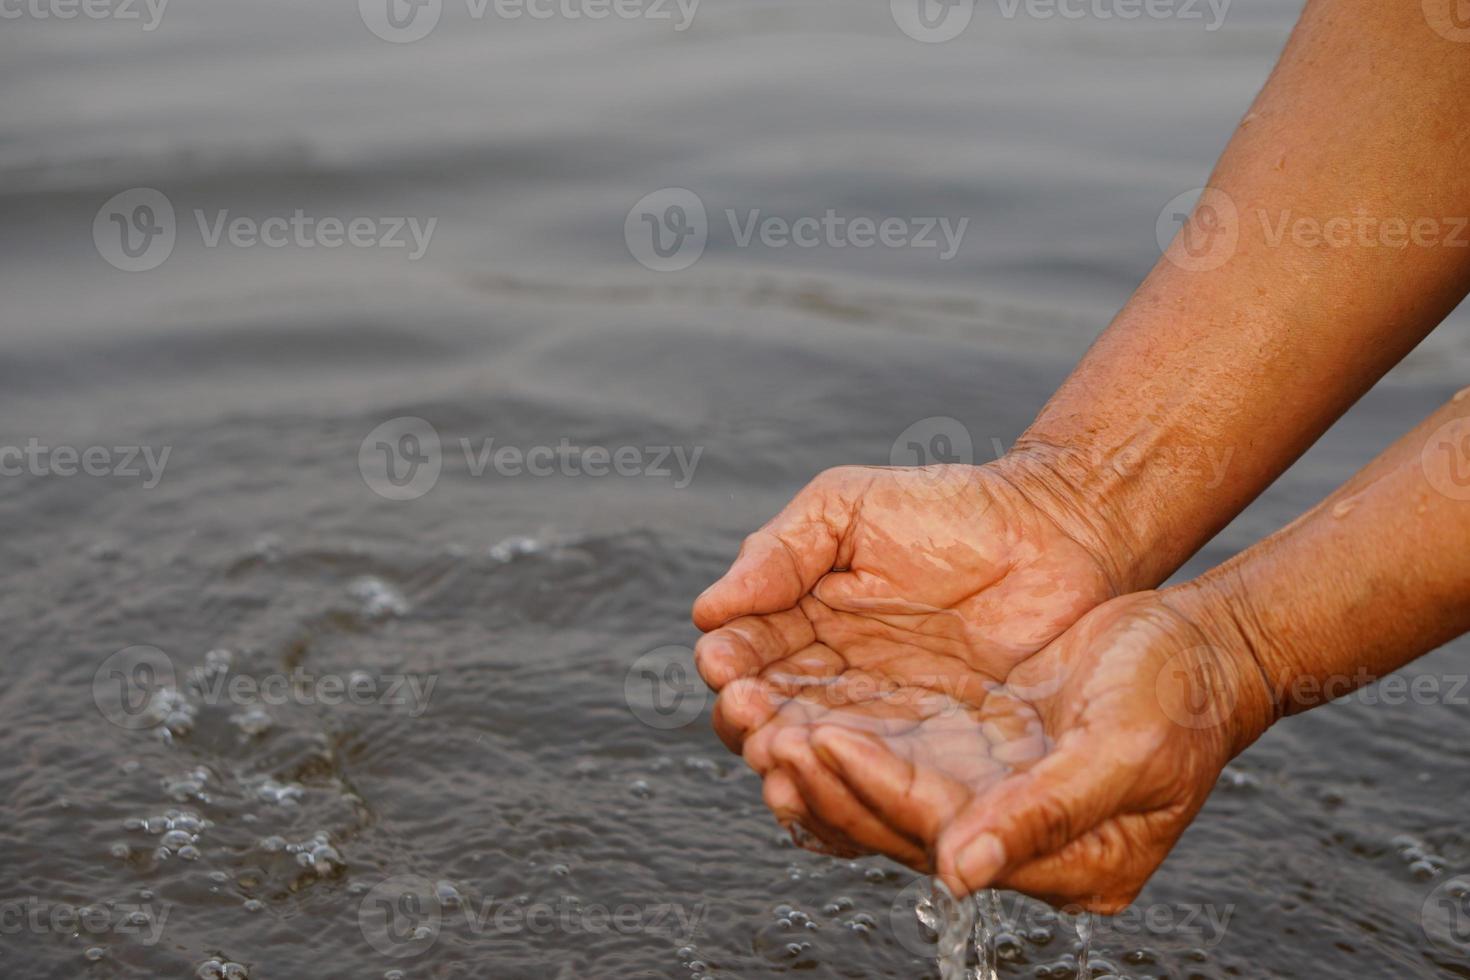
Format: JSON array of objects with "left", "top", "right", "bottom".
[
  {"left": 693, "top": 470, "right": 863, "bottom": 631},
  {"left": 935, "top": 742, "right": 1125, "bottom": 898}
]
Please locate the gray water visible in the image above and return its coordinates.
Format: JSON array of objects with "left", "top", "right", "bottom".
[{"left": 4, "top": 1, "right": 1470, "bottom": 977}]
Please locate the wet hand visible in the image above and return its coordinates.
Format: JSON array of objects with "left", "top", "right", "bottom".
[{"left": 690, "top": 460, "right": 1127, "bottom": 872}]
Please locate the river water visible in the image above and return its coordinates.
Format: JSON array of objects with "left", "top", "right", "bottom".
[{"left": 4, "top": 0, "right": 1470, "bottom": 977}]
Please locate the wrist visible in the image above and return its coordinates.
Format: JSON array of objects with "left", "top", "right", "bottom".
[
  {"left": 989, "top": 444, "right": 1154, "bottom": 596},
  {"left": 1157, "top": 573, "right": 1283, "bottom": 756}
]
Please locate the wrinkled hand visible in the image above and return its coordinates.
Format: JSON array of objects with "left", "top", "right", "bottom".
[
  {"left": 690, "top": 461, "right": 1127, "bottom": 878},
  {"left": 705, "top": 576, "right": 1268, "bottom": 912}
]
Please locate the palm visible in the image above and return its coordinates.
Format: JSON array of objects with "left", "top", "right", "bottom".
[
  {"left": 692, "top": 464, "right": 1118, "bottom": 870},
  {"left": 719, "top": 592, "right": 1248, "bottom": 911}
]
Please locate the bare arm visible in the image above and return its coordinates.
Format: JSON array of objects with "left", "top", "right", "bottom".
[{"left": 1019, "top": 0, "right": 1470, "bottom": 593}]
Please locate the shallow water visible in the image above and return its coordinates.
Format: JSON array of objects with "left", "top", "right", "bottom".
[{"left": 5, "top": 1, "right": 1470, "bottom": 977}]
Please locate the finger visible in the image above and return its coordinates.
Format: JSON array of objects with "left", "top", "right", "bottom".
[
  {"left": 770, "top": 726, "right": 929, "bottom": 867},
  {"left": 692, "top": 470, "right": 867, "bottom": 631},
  {"left": 998, "top": 817, "right": 1170, "bottom": 913},
  {"left": 694, "top": 608, "right": 816, "bottom": 690},
  {"left": 934, "top": 741, "right": 1128, "bottom": 899},
  {"left": 810, "top": 725, "right": 970, "bottom": 847},
  {"left": 763, "top": 765, "right": 869, "bottom": 858},
  {"left": 711, "top": 677, "right": 784, "bottom": 755}
]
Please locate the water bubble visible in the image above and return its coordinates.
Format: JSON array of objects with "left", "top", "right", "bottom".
[
  {"left": 863, "top": 868, "right": 887, "bottom": 884},
  {"left": 243, "top": 899, "right": 265, "bottom": 913},
  {"left": 629, "top": 779, "right": 653, "bottom": 799},
  {"left": 1027, "top": 926, "right": 1054, "bottom": 946},
  {"left": 996, "top": 931, "right": 1024, "bottom": 961},
  {"left": 385, "top": 972, "right": 406, "bottom": 980},
  {"left": 110, "top": 843, "right": 131, "bottom": 859},
  {"left": 1410, "top": 859, "right": 1440, "bottom": 880},
  {"left": 349, "top": 576, "right": 410, "bottom": 618},
  {"left": 255, "top": 778, "right": 304, "bottom": 806},
  {"left": 231, "top": 706, "right": 273, "bottom": 737},
  {"left": 196, "top": 959, "right": 224, "bottom": 978},
  {"left": 177, "top": 845, "right": 202, "bottom": 861},
  {"left": 84, "top": 947, "right": 106, "bottom": 961},
  {"left": 550, "top": 864, "right": 570, "bottom": 877},
  {"left": 489, "top": 535, "right": 542, "bottom": 563},
  {"left": 161, "top": 829, "right": 196, "bottom": 850},
  {"left": 258, "top": 836, "right": 287, "bottom": 853},
  {"left": 301, "top": 843, "right": 344, "bottom": 875}
]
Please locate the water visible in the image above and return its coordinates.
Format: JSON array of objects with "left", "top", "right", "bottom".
[{"left": 6, "top": 0, "right": 1470, "bottom": 976}]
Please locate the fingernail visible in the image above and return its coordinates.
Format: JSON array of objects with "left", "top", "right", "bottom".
[{"left": 953, "top": 832, "right": 1006, "bottom": 887}]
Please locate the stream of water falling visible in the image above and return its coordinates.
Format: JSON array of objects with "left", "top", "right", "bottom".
[{"left": 919, "top": 883, "right": 1092, "bottom": 980}]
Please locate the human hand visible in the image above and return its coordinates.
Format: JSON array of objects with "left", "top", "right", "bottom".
[
  {"left": 711, "top": 587, "right": 1270, "bottom": 912},
  {"left": 691, "top": 458, "right": 1133, "bottom": 869}
]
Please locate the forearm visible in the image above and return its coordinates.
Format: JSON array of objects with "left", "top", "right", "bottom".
[
  {"left": 1176, "top": 392, "right": 1470, "bottom": 742},
  {"left": 1014, "top": 0, "right": 1470, "bottom": 592}
]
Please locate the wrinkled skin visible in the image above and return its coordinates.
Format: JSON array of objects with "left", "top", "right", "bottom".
[{"left": 693, "top": 465, "right": 1258, "bottom": 911}]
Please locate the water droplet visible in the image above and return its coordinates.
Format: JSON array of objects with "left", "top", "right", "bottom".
[
  {"left": 489, "top": 535, "right": 542, "bottom": 563},
  {"left": 84, "top": 947, "right": 105, "bottom": 961}
]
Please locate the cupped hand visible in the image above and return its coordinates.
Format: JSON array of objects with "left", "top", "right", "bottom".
[
  {"left": 704, "top": 578, "right": 1270, "bottom": 912},
  {"left": 690, "top": 461, "right": 1129, "bottom": 874}
]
